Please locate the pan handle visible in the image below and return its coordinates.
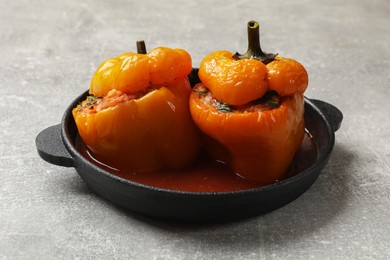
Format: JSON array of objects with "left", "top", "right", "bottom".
[
  {"left": 35, "top": 124, "right": 75, "bottom": 167},
  {"left": 310, "top": 99, "right": 343, "bottom": 132}
]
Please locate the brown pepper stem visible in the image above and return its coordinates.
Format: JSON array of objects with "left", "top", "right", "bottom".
[
  {"left": 233, "top": 21, "right": 277, "bottom": 64},
  {"left": 136, "top": 40, "right": 147, "bottom": 54}
]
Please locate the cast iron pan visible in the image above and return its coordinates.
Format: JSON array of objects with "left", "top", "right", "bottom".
[{"left": 36, "top": 69, "right": 343, "bottom": 222}]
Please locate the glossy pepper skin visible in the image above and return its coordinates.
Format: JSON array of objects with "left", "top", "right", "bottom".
[
  {"left": 198, "top": 52, "right": 307, "bottom": 106},
  {"left": 73, "top": 43, "right": 201, "bottom": 172},
  {"left": 190, "top": 21, "right": 308, "bottom": 183}
]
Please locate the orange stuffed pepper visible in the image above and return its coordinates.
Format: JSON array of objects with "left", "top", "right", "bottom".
[
  {"left": 73, "top": 41, "right": 201, "bottom": 172},
  {"left": 190, "top": 21, "right": 308, "bottom": 184}
]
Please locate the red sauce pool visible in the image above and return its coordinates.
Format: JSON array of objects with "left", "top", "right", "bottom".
[{"left": 76, "top": 131, "right": 318, "bottom": 192}]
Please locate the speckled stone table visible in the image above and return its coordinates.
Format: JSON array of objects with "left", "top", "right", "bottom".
[{"left": 1, "top": 0, "right": 390, "bottom": 259}]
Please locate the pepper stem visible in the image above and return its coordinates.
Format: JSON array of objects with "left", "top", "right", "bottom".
[
  {"left": 136, "top": 40, "right": 147, "bottom": 54},
  {"left": 233, "top": 21, "right": 277, "bottom": 64}
]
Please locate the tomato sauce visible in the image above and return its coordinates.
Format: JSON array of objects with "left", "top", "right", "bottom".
[{"left": 76, "top": 131, "right": 317, "bottom": 192}]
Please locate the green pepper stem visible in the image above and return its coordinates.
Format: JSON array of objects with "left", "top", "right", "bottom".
[
  {"left": 233, "top": 21, "right": 276, "bottom": 64},
  {"left": 136, "top": 40, "right": 147, "bottom": 54}
]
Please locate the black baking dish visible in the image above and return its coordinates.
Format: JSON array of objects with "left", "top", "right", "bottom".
[{"left": 36, "top": 69, "right": 343, "bottom": 222}]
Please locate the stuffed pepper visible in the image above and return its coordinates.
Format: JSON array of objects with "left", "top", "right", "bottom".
[
  {"left": 73, "top": 41, "right": 201, "bottom": 172},
  {"left": 189, "top": 21, "right": 308, "bottom": 183}
]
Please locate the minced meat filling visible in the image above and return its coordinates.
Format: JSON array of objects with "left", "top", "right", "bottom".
[
  {"left": 194, "top": 85, "right": 281, "bottom": 113},
  {"left": 77, "top": 87, "right": 157, "bottom": 114}
]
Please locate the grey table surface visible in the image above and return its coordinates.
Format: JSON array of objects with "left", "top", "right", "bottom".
[{"left": 1, "top": 0, "right": 389, "bottom": 259}]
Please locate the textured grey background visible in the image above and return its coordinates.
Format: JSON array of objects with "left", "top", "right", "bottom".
[{"left": 1, "top": 0, "right": 390, "bottom": 259}]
